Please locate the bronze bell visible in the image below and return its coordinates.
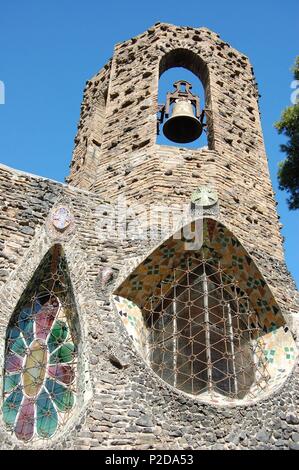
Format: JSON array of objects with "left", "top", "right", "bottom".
[
  {"left": 163, "top": 99, "right": 203, "bottom": 143},
  {"left": 159, "top": 80, "right": 204, "bottom": 144}
]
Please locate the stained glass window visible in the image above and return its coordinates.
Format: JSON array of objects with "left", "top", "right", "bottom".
[
  {"left": 2, "top": 245, "right": 78, "bottom": 442},
  {"left": 143, "top": 255, "right": 270, "bottom": 399}
]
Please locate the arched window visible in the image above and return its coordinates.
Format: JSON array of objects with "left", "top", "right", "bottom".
[
  {"left": 157, "top": 49, "right": 212, "bottom": 149},
  {"left": 143, "top": 255, "right": 262, "bottom": 399},
  {"left": 2, "top": 245, "right": 78, "bottom": 442},
  {"left": 114, "top": 219, "right": 296, "bottom": 404}
]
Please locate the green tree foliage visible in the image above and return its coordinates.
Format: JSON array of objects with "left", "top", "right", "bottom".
[{"left": 275, "top": 57, "right": 299, "bottom": 210}]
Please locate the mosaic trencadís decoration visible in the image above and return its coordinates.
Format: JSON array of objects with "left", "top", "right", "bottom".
[
  {"left": 114, "top": 218, "right": 297, "bottom": 404},
  {"left": 3, "top": 245, "right": 78, "bottom": 442},
  {"left": 191, "top": 186, "right": 218, "bottom": 208},
  {"left": 116, "top": 218, "right": 285, "bottom": 332},
  {"left": 141, "top": 254, "right": 270, "bottom": 400},
  {"left": 46, "top": 205, "right": 75, "bottom": 239}
]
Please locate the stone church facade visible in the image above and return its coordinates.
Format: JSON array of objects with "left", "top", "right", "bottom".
[{"left": 0, "top": 23, "right": 299, "bottom": 450}]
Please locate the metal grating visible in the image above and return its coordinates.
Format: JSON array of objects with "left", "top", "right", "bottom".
[{"left": 143, "top": 255, "right": 270, "bottom": 399}]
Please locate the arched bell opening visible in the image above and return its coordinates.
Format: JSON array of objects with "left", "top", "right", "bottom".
[
  {"left": 157, "top": 49, "right": 212, "bottom": 150},
  {"left": 2, "top": 245, "right": 80, "bottom": 442},
  {"left": 113, "top": 219, "right": 297, "bottom": 405}
]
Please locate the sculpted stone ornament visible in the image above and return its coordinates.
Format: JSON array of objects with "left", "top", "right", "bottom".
[
  {"left": 191, "top": 186, "right": 218, "bottom": 208},
  {"left": 51, "top": 206, "right": 73, "bottom": 231},
  {"left": 46, "top": 205, "right": 75, "bottom": 238}
]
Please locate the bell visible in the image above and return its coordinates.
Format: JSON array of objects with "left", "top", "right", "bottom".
[{"left": 163, "top": 99, "right": 203, "bottom": 143}]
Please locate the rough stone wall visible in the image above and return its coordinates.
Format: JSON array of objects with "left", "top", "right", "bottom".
[
  {"left": 0, "top": 164, "right": 299, "bottom": 450},
  {"left": 67, "top": 23, "right": 291, "bottom": 317},
  {"left": 0, "top": 23, "right": 299, "bottom": 450},
  {"left": 68, "top": 61, "right": 112, "bottom": 189},
  {"left": 69, "top": 23, "right": 273, "bottom": 216}
]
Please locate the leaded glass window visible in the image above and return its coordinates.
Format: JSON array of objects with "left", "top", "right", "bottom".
[
  {"left": 2, "top": 245, "right": 78, "bottom": 442},
  {"left": 143, "top": 256, "right": 269, "bottom": 399}
]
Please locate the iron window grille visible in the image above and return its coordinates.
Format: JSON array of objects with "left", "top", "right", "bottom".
[{"left": 143, "top": 255, "right": 270, "bottom": 399}]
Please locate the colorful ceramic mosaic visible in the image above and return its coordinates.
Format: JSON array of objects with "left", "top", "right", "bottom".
[
  {"left": 116, "top": 219, "right": 285, "bottom": 332},
  {"left": 114, "top": 218, "right": 297, "bottom": 404},
  {"left": 113, "top": 295, "right": 148, "bottom": 357},
  {"left": 2, "top": 246, "right": 78, "bottom": 442},
  {"left": 255, "top": 327, "right": 297, "bottom": 392}
]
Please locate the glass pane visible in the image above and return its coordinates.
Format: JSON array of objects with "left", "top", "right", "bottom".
[{"left": 2, "top": 245, "right": 78, "bottom": 442}]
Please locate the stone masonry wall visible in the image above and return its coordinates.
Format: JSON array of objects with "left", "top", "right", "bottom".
[
  {"left": 67, "top": 23, "right": 291, "bottom": 321},
  {"left": 0, "top": 164, "right": 299, "bottom": 450},
  {"left": 0, "top": 23, "right": 299, "bottom": 450},
  {"left": 68, "top": 61, "right": 112, "bottom": 189}
]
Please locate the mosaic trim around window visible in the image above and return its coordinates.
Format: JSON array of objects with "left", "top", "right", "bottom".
[
  {"left": 113, "top": 219, "right": 297, "bottom": 405},
  {"left": 2, "top": 245, "right": 79, "bottom": 442},
  {"left": 116, "top": 219, "right": 285, "bottom": 332}
]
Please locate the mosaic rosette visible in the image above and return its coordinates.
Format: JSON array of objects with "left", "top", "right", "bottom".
[
  {"left": 3, "top": 295, "right": 76, "bottom": 442},
  {"left": 46, "top": 206, "right": 75, "bottom": 239},
  {"left": 51, "top": 207, "right": 73, "bottom": 232}
]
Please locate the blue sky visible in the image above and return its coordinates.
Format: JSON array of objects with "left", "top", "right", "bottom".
[{"left": 0, "top": 0, "right": 298, "bottom": 287}]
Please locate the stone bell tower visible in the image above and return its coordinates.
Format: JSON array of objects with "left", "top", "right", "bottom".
[
  {"left": 68, "top": 22, "right": 297, "bottom": 324},
  {"left": 1, "top": 23, "right": 299, "bottom": 450}
]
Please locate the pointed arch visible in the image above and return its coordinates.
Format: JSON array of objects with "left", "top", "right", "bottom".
[
  {"left": 113, "top": 218, "right": 297, "bottom": 405},
  {"left": 2, "top": 245, "right": 79, "bottom": 442}
]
